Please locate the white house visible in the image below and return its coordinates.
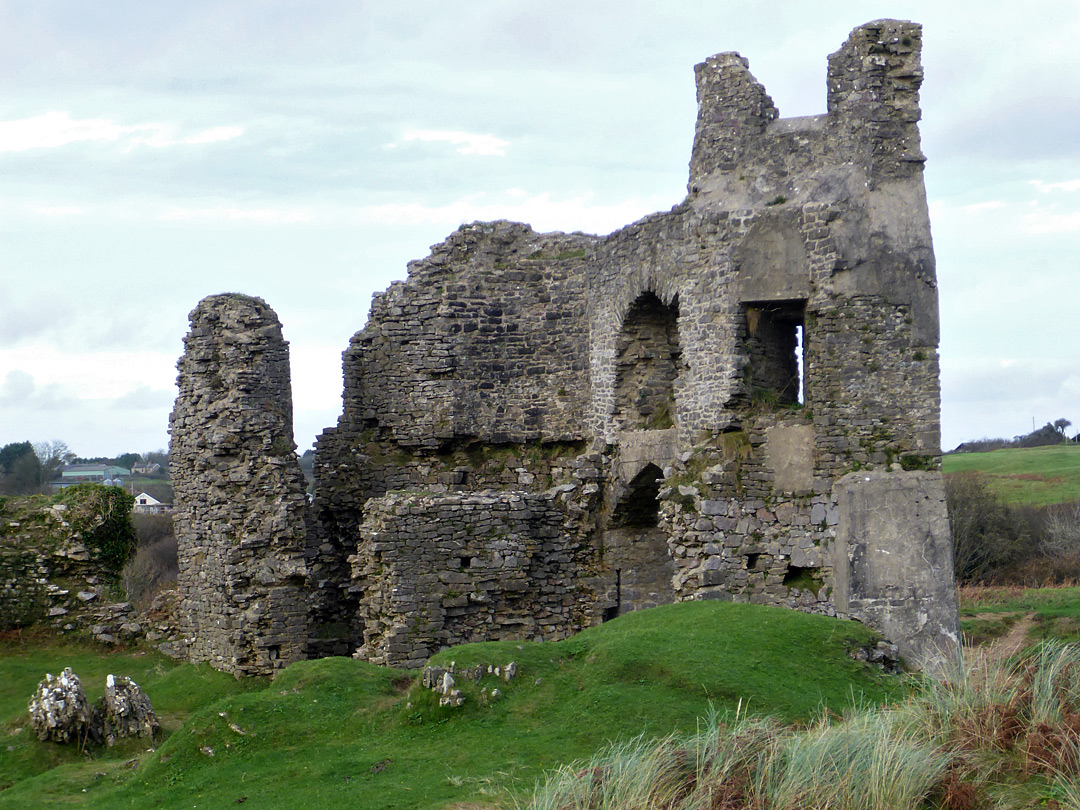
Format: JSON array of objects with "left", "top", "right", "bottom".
[{"left": 133, "top": 492, "right": 172, "bottom": 515}]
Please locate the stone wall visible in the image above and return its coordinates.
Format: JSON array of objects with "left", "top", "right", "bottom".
[
  {"left": 351, "top": 490, "right": 597, "bottom": 669},
  {"left": 169, "top": 295, "right": 311, "bottom": 676},
  {"left": 171, "top": 19, "right": 958, "bottom": 674},
  {"left": 0, "top": 493, "right": 132, "bottom": 636}
]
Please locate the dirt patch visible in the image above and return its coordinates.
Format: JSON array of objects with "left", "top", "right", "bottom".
[
  {"left": 984, "top": 612, "right": 1036, "bottom": 658},
  {"left": 1004, "top": 474, "right": 1064, "bottom": 483}
]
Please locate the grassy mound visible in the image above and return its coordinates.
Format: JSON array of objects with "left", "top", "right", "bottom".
[
  {"left": 520, "top": 641, "right": 1080, "bottom": 810},
  {"left": 0, "top": 602, "right": 903, "bottom": 809}
]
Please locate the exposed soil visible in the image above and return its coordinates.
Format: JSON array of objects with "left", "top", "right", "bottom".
[{"left": 978, "top": 611, "right": 1036, "bottom": 658}]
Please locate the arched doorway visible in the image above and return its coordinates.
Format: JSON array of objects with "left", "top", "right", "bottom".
[
  {"left": 613, "top": 292, "right": 681, "bottom": 431},
  {"left": 603, "top": 463, "right": 675, "bottom": 619}
]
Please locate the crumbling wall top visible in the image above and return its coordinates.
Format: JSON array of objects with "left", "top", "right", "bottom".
[{"left": 689, "top": 19, "right": 925, "bottom": 196}]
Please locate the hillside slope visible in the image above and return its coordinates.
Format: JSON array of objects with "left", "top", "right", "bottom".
[
  {"left": 0, "top": 601, "right": 906, "bottom": 810},
  {"left": 943, "top": 444, "right": 1080, "bottom": 505}
]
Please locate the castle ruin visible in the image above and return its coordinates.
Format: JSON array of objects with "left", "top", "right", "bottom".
[{"left": 170, "top": 19, "right": 958, "bottom": 676}]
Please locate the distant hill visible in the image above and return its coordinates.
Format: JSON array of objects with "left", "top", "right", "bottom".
[{"left": 942, "top": 444, "right": 1080, "bottom": 506}]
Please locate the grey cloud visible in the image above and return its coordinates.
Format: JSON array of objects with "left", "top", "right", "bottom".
[
  {"left": 0, "top": 370, "right": 35, "bottom": 403},
  {"left": 0, "top": 369, "right": 74, "bottom": 411},
  {"left": 114, "top": 385, "right": 175, "bottom": 410},
  {"left": 942, "top": 361, "right": 1074, "bottom": 405}
]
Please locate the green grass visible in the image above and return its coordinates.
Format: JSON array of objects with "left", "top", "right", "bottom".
[
  {"left": 943, "top": 444, "right": 1080, "bottom": 506},
  {"left": 958, "top": 613, "right": 1018, "bottom": 645},
  {"left": 959, "top": 584, "right": 1080, "bottom": 648},
  {"left": 0, "top": 602, "right": 907, "bottom": 809},
  {"left": 520, "top": 641, "right": 1080, "bottom": 810},
  {"left": 0, "top": 629, "right": 264, "bottom": 794},
  {"left": 959, "top": 584, "right": 1080, "bottom": 617}
]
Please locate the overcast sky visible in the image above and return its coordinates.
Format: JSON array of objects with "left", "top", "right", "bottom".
[{"left": 1, "top": 0, "right": 1077, "bottom": 458}]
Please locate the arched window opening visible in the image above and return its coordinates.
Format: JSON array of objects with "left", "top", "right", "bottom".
[{"left": 614, "top": 292, "right": 681, "bottom": 431}]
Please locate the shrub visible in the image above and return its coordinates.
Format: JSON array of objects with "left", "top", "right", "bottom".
[
  {"left": 946, "top": 472, "right": 1033, "bottom": 583},
  {"left": 58, "top": 484, "right": 137, "bottom": 579},
  {"left": 132, "top": 512, "right": 174, "bottom": 547},
  {"left": 122, "top": 535, "right": 178, "bottom": 612},
  {"left": 1043, "top": 502, "right": 1080, "bottom": 558}
]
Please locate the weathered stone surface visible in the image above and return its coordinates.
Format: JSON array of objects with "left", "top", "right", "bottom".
[
  {"left": 765, "top": 424, "right": 816, "bottom": 495},
  {"left": 351, "top": 490, "right": 597, "bottom": 669},
  {"left": 169, "top": 294, "right": 311, "bottom": 676},
  {"left": 28, "top": 668, "right": 100, "bottom": 745},
  {"left": 169, "top": 20, "right": 958, "bottom": 674},
  {"left": 832, "top": 470, "right": 958, "bottom": 668},
  {"left": 28, "top": 669, "right": 161, "bottom": 747},
  {"left": 102, "top": 674, "right": 160, "bottom": 746}
]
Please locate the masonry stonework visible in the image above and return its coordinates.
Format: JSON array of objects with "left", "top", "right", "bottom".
[
  {"left": 172, "top": 20, "right": 958, "bottom": 675},
  {"left": 170, "top": 295, "right": 311, "bottom": 675}
]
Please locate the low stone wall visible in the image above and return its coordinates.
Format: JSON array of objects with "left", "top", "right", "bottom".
[
  {"left": 351, "top": 490, "right": 597, "bottom": 668},
  {"left": 0, "top": 493, "right": 141, "bottom": 639}
]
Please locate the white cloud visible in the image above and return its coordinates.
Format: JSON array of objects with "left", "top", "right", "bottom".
[
  {"left": 961, "top": 200, "right": 1005, "bottom": 212},
  {"left": 158, "top": 205, "right": 315, "bottom": 224},
  {"left": 0, "top": 112, "right": 243, "bottom": 153},
  {"left": 401, "top": 129, "right": 509, "bottom": 156},
  {"left": 354, "top": 190, "right": 670, "bottom": 236},
  {"left": 1019, "top": 208, "right": 1080, "bottom": 234},
  {"left": 1030, "top": 179, "right": 1080, "bottom": 193},
  {"left": 28, "top": 204, "right": 86, "bottom": 217},
  {"left": 183, "top": 126, "right": 245, "bottom": 145}
]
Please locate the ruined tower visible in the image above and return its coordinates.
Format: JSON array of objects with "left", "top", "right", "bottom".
[
  {"left": 173, "top": 20, "right": 958, "bottom": 674},
  {"left": 170, "top": 294, "right": 311, "bottom": 675}
]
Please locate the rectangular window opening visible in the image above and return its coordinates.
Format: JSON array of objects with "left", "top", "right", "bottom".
[
  {"left": 796, "top": 323, "right": 805, "bottom": 405},
  {"left": 743, "top": 300, "right": 806, "bottom": 408}
]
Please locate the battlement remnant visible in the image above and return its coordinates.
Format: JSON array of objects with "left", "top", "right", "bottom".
[{"left": 172, "top": 20, "right": 958, "bottom": 674}]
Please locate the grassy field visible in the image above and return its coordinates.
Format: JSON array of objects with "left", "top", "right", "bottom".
[
  {"left": 0, "top": 602, "right": 905, "bottom": 809},
  {"left": 943, "top": 443, "right": 1080, "bottom": 506},
  {"left": 959, "top": 583, "right": 1080, "bottom": 646}
]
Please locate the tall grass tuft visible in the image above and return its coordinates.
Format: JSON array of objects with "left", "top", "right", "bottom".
[
  {"left": 519, "top": 707, "right": 946, "bottom": 810},
  {"left": 1025, "top": 639, "right": 1080, "bottom": 726},
  {"left": 522, "top": 734, "right": 687, "bottom": 810},
  {"left": 894, "top": 645, "right": 1022, "bottom": 752},
  {"left": 762, "top": 709, "right": 948, "bottom": 810},
  {"left": 516, "top": 642, "right": 1080, "bottom": 810}
]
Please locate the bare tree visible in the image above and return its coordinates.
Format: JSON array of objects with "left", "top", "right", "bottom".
[
  {"left": 1044, "top": 502, "right": 1080, "bottom": 558},
  {"left": 33, "top": 439, "right": 74, "bottom": 485}
]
